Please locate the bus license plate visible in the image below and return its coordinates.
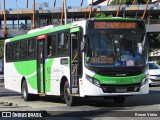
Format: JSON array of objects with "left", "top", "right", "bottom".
[{"left": 116, "top": 87, "right": 127, "bottom": 93}]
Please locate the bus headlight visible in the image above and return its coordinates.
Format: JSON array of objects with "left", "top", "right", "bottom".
[
  {"left": 141, "top": 73, "right": 149, "bottom": 86},
  {"left": 93, "top": 79, "right": 100, "bottom": 87},
  {"left": 141, "top": 78, "right": 147, "bottom": 86},
  {"left": 86, "top": 75, "right": 93, "bottom": 83},
  {"left": 86, "top": 75, "right": 100, "bottom": 87}
]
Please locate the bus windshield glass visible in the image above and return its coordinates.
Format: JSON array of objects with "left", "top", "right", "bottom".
[{"left": 85, "top": 32, "right": 147, "bottom": 67}]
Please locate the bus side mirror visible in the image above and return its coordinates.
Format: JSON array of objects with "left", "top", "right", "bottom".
[{"left": 81, "top": 41, "right": 86, "bottom": 52}]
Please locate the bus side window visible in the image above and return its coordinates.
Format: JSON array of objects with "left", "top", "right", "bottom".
[
  {"left": 64, "top": 32, "right": 69, "bottom": 55},
  {"left": 6, "top": 44, "right": 13, "bottom": 62},
  {"left": 47, "top": 36, "right": 52, "bottom": 57},
  {"left": 52, "top": 36, "right": 56, "bottom": 56},
  {"left": 71, "top": 33, "right": 78, "bottom": 58},
  {"left": 13, "top": 42, "right": 20, "bottom": 61},
  {"left": 20, "top": 40, "right": 28, "bottom": 60},
  {"left": 47, "top": 35, "right": 56, "bottom": 57},
  {"left": 28, "top": 39, "right": 36, "bottom": 59},
  {"left": 57, "top": 32, "right": 69, "bottom": 56}
]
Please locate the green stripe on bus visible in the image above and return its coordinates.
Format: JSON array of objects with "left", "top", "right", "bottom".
[
  {"left": 70, "top": 27, "right": 80, "bottom": 33},
  {"left": 14, "top": 60, "right": 36, "bottom": 76},
  {"left": 94, "top": 73, "right": 145, "bottom": 85},
  {"left": 14, "top": 60, "right": 37, "bottom": 90},
  {"left": 45, "top": 58, "right": 54, "bottom": 92},
  {"left": 13, "top": 59, "right": 54, "bottom": 91}
]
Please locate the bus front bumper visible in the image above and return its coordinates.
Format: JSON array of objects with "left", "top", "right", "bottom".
[{"left": 81, "top": 80, "right": 149, "bottom": 97}]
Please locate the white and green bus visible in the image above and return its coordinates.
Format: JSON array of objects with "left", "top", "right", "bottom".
[{"left": 4, "top": 18, "right": 149, "bottom": 106}]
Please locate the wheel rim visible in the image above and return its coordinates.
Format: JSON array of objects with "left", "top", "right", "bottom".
[
  {"left": 22, "top": 85, "right": 27, "bottom": 98},
  {"left": 64, "top": 83, "right": 70, "bottom": 101}
]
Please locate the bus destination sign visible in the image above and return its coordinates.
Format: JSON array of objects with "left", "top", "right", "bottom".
[{"left": 92, "top": 22, "right": 136, "bottom": 29}]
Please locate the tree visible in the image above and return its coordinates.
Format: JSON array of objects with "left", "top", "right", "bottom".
[
  {"left": 147, "top": 33, "right": 160, "bottom": 53},
  {"left": 94, "top": 12, "right": 113, "bottom": 18},
  {"left": 94, "top": 12, "right": 106, "bottom": 18},
  {"left": 0, "top": 41, "right": 4, "bottom": 58},
  {"left": 109, "top": 0, "right": 147, "bottom": 6}
]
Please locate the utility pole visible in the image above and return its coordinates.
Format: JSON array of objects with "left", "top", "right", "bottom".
[
  {"left": 132, "top": 0, "right": 136, "bottom": 5},
  {"left": 64, "top": 0, "right": 67, "bottom": 24},
  {"left": 3, "top": 0, "right": 7, "bottom": 37},
  {"left": 81, "top": 0, "right": 84, "bottom": 6},
  {"left": 107, "top": 0, "right": 110, "bottom": 6},
  {"left": 61, "top": 0, "right": 64, "bottom": 25},
  {"left": 26, "top": 0, "right": 29, "bottom": 8},
  {"left": 54, "top": 0, "right": 56, "bottom": 7},
  {"left": 116, "top": 0, "right": 122, "bottom": 17},
  {"left": 142, "top": 0, "right": 150, "bottom": 20},
  {"left": 89, "top": 0, "right": 94, "bottom": 19},
  {"left": 32, "top": 0, "right": 35, "bottom": 29}
]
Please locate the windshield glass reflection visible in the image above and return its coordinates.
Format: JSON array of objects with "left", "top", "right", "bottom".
[{"left": 85, "top": 32, "right": 147, "bottom": 67}]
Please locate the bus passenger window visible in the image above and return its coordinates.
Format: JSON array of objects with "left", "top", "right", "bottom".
[
  {"left": 48, "top": 47, "right": 52, "bottom": 57},
  {"left": 52, "top": 36, "right": 56, "bottom": 56},
  {"left": 28, "top": 39, "right": 36, "bottom": 59},
  {"left": 6, "top": 44, "right": 13, "bottom": 62},
  {"left": 47, "top": 36, "right": 52, "bottom": 57},
  {"left": 64, "top": 32, "right": 69, "bottom": 55},
  {"left": 20, "top": 40, "right": 28, "bottom": 60},
  {"left": 13, "top": 42, "right": 20, "bottom": 61},
  {"left": 58, "top": 32, "right": 69, "bottom": 56},
  {"left": 47, "top": 35, "right": 56, "bottom": 57}
]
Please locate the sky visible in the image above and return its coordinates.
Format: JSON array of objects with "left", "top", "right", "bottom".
[{"left": 1, "top": 0, "right": 88, "bottom": 9}]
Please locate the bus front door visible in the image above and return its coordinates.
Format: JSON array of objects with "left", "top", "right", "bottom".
[
  {"left": 36, "top": 35, "right": 46, "bottom": 95},
  {"left": 70, "top": 29, "right": 82, "bottom": 95}
]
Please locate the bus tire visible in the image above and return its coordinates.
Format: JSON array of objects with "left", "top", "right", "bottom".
[
  {"left": 113, "top": 97, "right": 126, "bottom": 103},
  {"left": 60, "top": 79, "right": 66, "bottom": 103},
  {"left": 21, "top": 80, "right": 32, "bottom": 101},
  {"left": 63, "top": 81, "right": 76, "bottom": 106}
]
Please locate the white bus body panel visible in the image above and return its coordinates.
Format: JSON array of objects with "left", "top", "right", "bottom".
[
  {"left": 4, "top": 63, "right": 21, "bottom": 92},
  {"left": 4, "top": 61, "right": 37, "bottom": 94},
  {"left": 46, "top": 57, "right": 70, "bottom": 95}
]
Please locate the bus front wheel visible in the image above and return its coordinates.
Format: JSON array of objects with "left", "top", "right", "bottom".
[
  {"left": 22, "top": 80, "right": 32, "bottom": 101},
  {"left": 63, "top": 81, "right": 76, "bottom": 106}
]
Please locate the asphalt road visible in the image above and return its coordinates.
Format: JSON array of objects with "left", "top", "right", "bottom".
[{"left": 0, "top": 81, "right": 160, "bottom": 119}]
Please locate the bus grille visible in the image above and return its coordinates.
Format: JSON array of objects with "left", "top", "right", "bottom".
[{"left": 101, "top": 84, "right": 140, "bottom": 93}]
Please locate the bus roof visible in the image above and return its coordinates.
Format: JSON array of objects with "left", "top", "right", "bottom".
[
  {"left": 10, "top": 23, "right": 73, "bottom": 42},
  {"left": 9, "top": 17, "right": 142, "bottom": 42},
  {"left": 94, "top": 17, "right": 137, "bottom": 21}
]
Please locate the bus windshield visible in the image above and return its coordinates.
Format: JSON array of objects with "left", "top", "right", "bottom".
[{"left": 85, "top": 32, "right": 147, "bottom": 67}]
